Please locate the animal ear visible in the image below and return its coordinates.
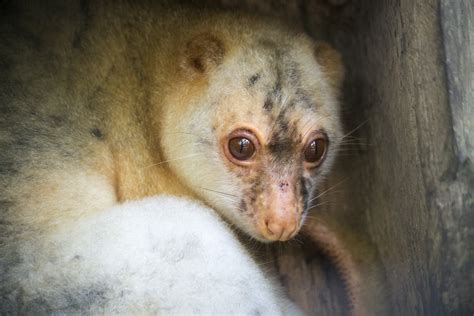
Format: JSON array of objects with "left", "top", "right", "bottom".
[
  {"left": 183, "top": 33, "right": 225, "bottom": 74},
  {"left": 314, "top": 41, "right": 345, "bottom": 91}
]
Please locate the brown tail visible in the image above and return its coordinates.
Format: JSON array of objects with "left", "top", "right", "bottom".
[{"left": 302, "top": 218, "right": 389, "bottom": 316}]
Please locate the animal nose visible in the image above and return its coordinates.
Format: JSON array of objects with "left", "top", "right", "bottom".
[{"left": 261, "top": 215, "right": 298, "bottom": 241}]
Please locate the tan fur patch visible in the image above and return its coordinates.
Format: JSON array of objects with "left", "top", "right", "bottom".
[
  {"left": 183, "top": 33, "right": 226, "bottom": 74},
  {"left": 314, "top": 41, "right": 345, "bottom": 91}
]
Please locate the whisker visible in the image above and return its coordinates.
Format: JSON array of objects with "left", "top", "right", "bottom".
[
  {"left": 291, "top": 236, "right": 304, "bottom": 245},
  {"left": 242, "top": 233, "right": 262, "bottom": 250},
  {"left": 209, "top": 194, "right": 238, "bottom": 204},
  {"left": 168, "top": 131, "right": 200, "bottom": 136},
  {"left": 309, "top": 190, "right": 345, "bottom": 202},
  {"left": 256, "top": 260, "right": 277, "bottom": 267},
  {"left": 341, "top": 119, "right": 369, "bottom": 140},
  {"left": 332, "top": 153, "right": 362, "bottom": 157},
  {"left": 340, "top": 137, "right": 370, "bottom": 144},
  {"left": 341, "top": 135, "right": 365, "bottom": 140},
  {"left": 301, "top": 215, "right": 320, "bottom": 220},
  {"left": 301, "top": 217, "right": 329, "bottom": 228},
  {"left": 307, "top": 200, "right": 334, "bottom": 210},
  {"left": 170, "top": 140, "right": 207, "bottom": 149},
  {"left": 333, "top": 150, "right": 359, "bottom": 154},
  {"left": 146, "top": 153, "right": 204, "bottom": 168},
  {"left": 221, "top": 195, "right": 240, "bottom": 204},
  {"left": 301, "top": 117, "right": 315, "bottom": 140},
  {"left": 334, "top": 149, "right": 370, "bottom": 153},
  {"left": 199, "top": 187, "right": 238, "bottom": 198},
  {"left": 338, "top": 140, "right": 373, "bottom": 145},
  {"left": 302, "top": 116, "right": 324, "bottom": 141},
  {"left": 337, "top": 142, "right": 374, "bottom": 147},
  {"left": 332, "top": 149, "right": 365, "bottom": 154},
  {"left": 199, "top": 188, "right": 242, "bottom": 207},
  {"left": 307, "top": 178, "right": 347, "bottom": 204}
]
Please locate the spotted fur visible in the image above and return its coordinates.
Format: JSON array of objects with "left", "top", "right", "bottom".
[{"left": 1, "top": 0, "right": 344, "bottom": 313}]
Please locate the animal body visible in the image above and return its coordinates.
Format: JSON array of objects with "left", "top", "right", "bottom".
[
  {"left": 3, "top": 195, "right": 301, "bottom": 314},
  {"left": 0, "top": 0, "right": 345, "bottom": 313}
]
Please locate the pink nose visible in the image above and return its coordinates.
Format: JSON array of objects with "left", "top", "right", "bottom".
[{"left": 260, "top": 216, "right": 298, "bottom": 241}]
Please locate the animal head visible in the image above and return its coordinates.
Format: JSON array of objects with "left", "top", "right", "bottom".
[{"left": 160, "top": 26, "right": 344, "bottom": 242}]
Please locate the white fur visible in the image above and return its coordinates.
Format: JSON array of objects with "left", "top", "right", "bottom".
[{"left": 16, "top": 196, "right": 301, "bottom": 315}]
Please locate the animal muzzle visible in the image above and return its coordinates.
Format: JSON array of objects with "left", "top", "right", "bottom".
[{"left": 256, "top": 179, "right": 301, "bottom": 242}]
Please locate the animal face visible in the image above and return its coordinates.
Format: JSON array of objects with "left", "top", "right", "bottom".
[{"left": 161, "top": 32, "right": 343, "bottom": 242}]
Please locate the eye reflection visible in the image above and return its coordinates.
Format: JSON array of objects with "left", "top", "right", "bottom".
[
  {"left": 304, "top": 137, "right": 327, "bottom": 165},
  {"left": 228, "top": 137, "right": 255, "bottom": 161}
]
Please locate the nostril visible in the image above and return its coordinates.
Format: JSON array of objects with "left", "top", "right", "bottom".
[
  {"left": 266, "top": 222, "right": 283, "bottom": 239},
  {"left": 288, "top": 223, "right": 299, "bottom": 239},
  {"left": 265, "top": 219, "right": 299, "bottom": 241},
  {"left": 264, "top": 219, "right": 272, "bottom": 233},
  {"left": 261, "top": 216, "right": 299, "bottom": 241}
]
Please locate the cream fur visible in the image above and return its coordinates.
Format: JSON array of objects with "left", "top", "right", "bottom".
[
  {"left": 1, "top": 1, "right": 344, "bottom": 313},
  {"left": 14, "top": 196, "right": 301, "bottom": 315}
]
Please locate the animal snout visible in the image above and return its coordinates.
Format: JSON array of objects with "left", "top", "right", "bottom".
[{"left": 260, "top": 213, "right": 298, "bottom": 241}]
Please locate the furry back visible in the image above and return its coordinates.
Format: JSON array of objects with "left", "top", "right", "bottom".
[{"left": 7, "top": 196, "right": 299, "bottom": 315}]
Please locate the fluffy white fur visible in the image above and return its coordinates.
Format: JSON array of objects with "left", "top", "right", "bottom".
[{"left": 16, "top": 196, "right": 301, "bottom": 315}]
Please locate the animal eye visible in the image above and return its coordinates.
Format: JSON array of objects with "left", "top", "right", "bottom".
[
  {"left": 228, "top": 137, "right": 255, "bottom": 160},
  {"left": 304, "top": 137, "right": 327, "bottom": 165}
]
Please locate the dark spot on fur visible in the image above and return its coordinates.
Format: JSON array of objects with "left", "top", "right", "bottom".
[
  {"left": 268, "top": 114, "right": 296, "bottom": 164},
  {"left": 278, "top": 181, "right": 289, "bottom": 191},
  {"left": 0, "top": 160, "right": 18, "bottom": 176},
  {"left": 129, "top": 54, "right": 146, "bottom": 84},
  {"left": 249, "top": 177, "right": 264, "bottom": 204},
  {"left": 186, "top": 34, "right": 225, "bottom": 73},
  {"left": 0, "top": 200, "right": 18, "bottom": 242},
  {"left": 191, "top": 58, "right": 204, "bottom": 72},
  {"left": 300, "top": 177, "right": 309, "bottom": 211},
  {"left": 247, "top": 73, "right": 261, "bottom": 87},
  {"left": 49, "top": 115, "right": 65, "bottom": 127},
  {"left": 268, "top": 140, "right": 292, "bottom": 162},
  {"left": 277, "top": 117, "right": 289, "bottom": 133},
  {"left": 13, "top": 135, "right": 31, "bottom": 148},
  {"left": 258, "top": 39, "right": 278, "bottom": 50},
  {"left": 73, "top": 255, "right": 82, "bottom": 260},
  {"left": 295, "top": 88, "right": 315, "bottom": 109},
  {"left": 252, "top": 309, "right": 262, "bottom": 316},
  {"left": 239, "top": 199, "right": 247, "bottom": 213},
  {"left": 287, "top": 65, "right": 300, "bottom": 87},
  {"left": 263, "top": 97, "right": 273, "bottom": 111},
  {"left": 62, "top": 284, "right": 110, "bottom": 312},
  {"left": 0, "top": 200, "right": 13, "bottom": 211},
  {"left": 249, "top": 190, "right": 257, "bottom": 204},
  {"left": 272, "top": 69, "right": 283, "bottom": 101},
  {"left": 0, "top": 100, "right": 15, "bottom": 115},
  {"left": 20, "top": 297, "right": 52, "bottom": 314},
  {"left": 84, "top": 287, "right": 107, "bottom": 301},
  {"left": 90, "top": 128, "right": 103, "bottom": 140},
  {"left": 279, "top": 274, "right": 289, "bottom": 289}
]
